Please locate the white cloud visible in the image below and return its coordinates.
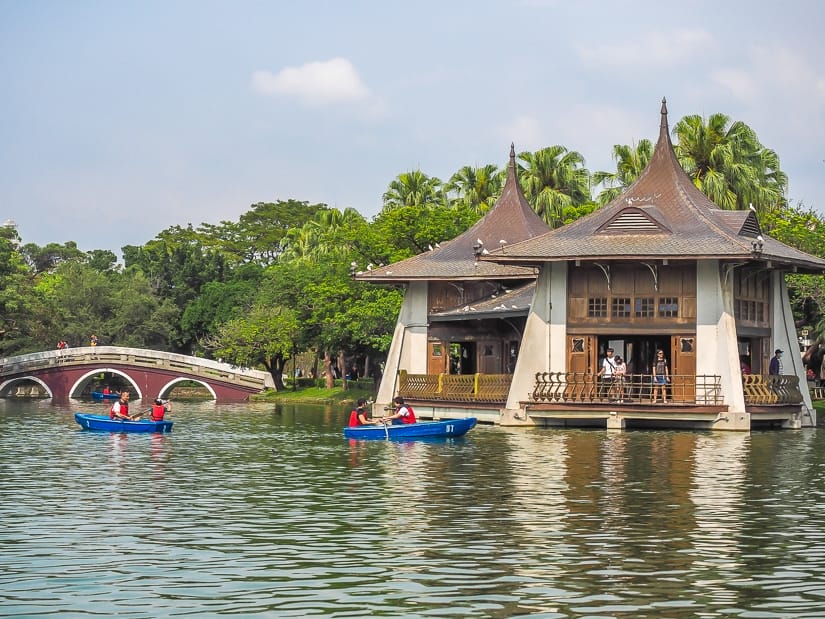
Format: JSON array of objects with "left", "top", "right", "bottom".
[
  {"left": 578, "top": 29, "right": 714, "bottom": 68},
  {"left": 251, "top": 57, "right": 369, "bottom": 105}
]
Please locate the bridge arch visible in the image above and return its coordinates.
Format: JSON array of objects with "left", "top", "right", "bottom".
[
  {"left": 0, "top": 346, "right": 271, "bottom": 403},
  {"left": 157, "top": 377, "right": 217, "bottom": 400},
  {"left": 0, "top": 376, "right": 53, "bottom": 398},
  {"left": 68, "top": 368, "right": 144, "bottom": 400}
]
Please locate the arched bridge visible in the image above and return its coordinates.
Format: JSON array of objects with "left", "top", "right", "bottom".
[{"left": 0, "top": 346, "right": 273, "bottom": 403}]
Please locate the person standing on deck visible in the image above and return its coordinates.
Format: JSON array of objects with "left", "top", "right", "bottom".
[
  {"left": 769, "top": 349, "right": 784, "bottom": 376},
  {"left": 597, "top": 348, "right": 616, "bottom": 400},
  {"left": 652, "top": 350, "right": 670, "bottom": 403}
]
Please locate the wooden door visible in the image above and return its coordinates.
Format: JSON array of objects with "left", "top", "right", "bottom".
[
  {"left": 671, "top": 334, "right": 696, "bottom": 402},
  {"left": 567, "top": 335, "right": 597, "bottom": 400},
  {"left": 427, "top": 341, "right": 447, "bottom": 375}
]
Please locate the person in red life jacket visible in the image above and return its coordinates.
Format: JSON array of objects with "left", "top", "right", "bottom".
[
  {"left": 110, "top": 390, "right": 138, "bottom": 421},
  {"left": 150, "top": 398, "right": 171, "bottom": 422},
  {"left": 348, "top": 398, "right": 375, "bottom": 427},
  {"left": 382, "top": 396, "right": 417, "bottom": 425}
]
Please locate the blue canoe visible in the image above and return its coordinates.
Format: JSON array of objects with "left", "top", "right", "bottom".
[
  {"left": 90, "top": 391, "right": 120, "bottom": 400},
  {"left": 343, "top": 417, "right": 476, "bottom": 440},
  {"left": 74, "top": 412, "right": 173, "bottom": 433}
]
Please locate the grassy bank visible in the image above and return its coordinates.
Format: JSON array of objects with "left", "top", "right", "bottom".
[{"left": 251, "top": 385, "right": 377, "bottom": 406}]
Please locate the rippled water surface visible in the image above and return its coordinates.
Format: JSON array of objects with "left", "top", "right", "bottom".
[{"left": 2, "top": 399, "right": 825, "bottom": 618}]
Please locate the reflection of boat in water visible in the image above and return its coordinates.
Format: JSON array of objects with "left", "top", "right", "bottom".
[
  {"left": 90, "top": 391, "right": 120, "bottom": 400},
  {"left": 343, "top": 417, "right": 476, "bottom": 440},
  {"left": 74, "top": 412, "right": 173, "bottom": 433}
]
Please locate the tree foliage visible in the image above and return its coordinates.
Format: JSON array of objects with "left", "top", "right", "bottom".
[{"left": 0, "top": 106, "right": 820, "bottom": 384}]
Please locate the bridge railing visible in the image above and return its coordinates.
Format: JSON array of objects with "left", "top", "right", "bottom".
[{"left": 0, "top": 346, "right": 271, "bottom": 390}]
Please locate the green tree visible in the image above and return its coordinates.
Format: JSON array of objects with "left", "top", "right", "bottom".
[
  {"left": 0, "top": 227, "right": 39, "bottom": 355},
  {"left": 382, "top": 170, "right": 445, "bottom": 210},
  {"left": 180, "top": 264, "right": 263, "bottom": 355},
  {"left": 445, "top": 164, "right": 503, "bottom": 215},
  {"left": 673, "top": 113, "right": 787, "bottom": 214},
  {"left": 518, "top": 146, "right": 591, "bottom": 228},
  {"left": 761, "top": 203, "right": 825, "bottom": 341},
  {"left": 206, "top": 303, "right": 300, "bottom": 391},
  {"left": 593, "top": 139, "right": 654, "bottom": 205},
  {"left": 198, "top": 199, "right": 328, "bottom": 266},
  {"left": 21, "top": 241, "right": 85, "bottom": 274}
]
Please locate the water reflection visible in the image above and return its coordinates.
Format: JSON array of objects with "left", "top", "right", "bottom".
[{"left": 1, "top": 401, "right": 825, "bottom": 618}]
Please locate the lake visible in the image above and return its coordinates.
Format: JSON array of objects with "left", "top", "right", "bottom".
[{"left": 2, "top": 398, "right": 825, "bottom": 618}]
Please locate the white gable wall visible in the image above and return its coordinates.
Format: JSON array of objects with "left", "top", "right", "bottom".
[{"left": 374, "top": 281, "right": 429, "bottom": 410}]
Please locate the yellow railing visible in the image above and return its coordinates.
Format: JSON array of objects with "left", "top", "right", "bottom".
[
  {"left": 741, "top": 374, "right": 803, "bottom": 404},
  {"left": 398, "top": 370, "right": 512, "bottom": 403}
]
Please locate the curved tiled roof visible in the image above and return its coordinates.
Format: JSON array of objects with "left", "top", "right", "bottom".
[
  {"left": 483, "top": 99, "right": 825, "bottom": 274},
  {"left": 355, "top": 145, "right": 550, "bottom": 282}
]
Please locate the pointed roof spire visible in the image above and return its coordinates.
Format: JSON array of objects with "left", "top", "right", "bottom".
[
  {"left": 353, "top": 144, "right": 549, "bottom": 281},
  {"left": 659, "top": 96, "right": 670, "bottom": 142}
]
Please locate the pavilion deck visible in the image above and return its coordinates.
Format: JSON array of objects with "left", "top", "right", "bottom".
[{"left": 397, "top": 371, "right": 808, "bottom": 428}]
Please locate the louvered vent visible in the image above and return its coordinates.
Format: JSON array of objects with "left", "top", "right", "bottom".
[
  {"left": 601, "top": 210, "right": 661, "bottom": 233},
  {"left": 739, "top": 212, "right": 761, "bottom": 238}
]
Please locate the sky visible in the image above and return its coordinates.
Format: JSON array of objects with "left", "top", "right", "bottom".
[{"left": 1, "top": 0, "right": 823, "bottom": 257}]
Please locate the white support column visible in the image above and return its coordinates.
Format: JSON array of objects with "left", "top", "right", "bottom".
[
  {"left": 502, "top": 263, "right": 564, "bottom": 422},
  {"left": 771, "top": 271, "right": 816, "bottom": 427},
  {"left": 375, "top": 282, "right": 429, "bottom": 410},
  {"left": 696, "top": 261, "right": 749, "bottom": 430}
]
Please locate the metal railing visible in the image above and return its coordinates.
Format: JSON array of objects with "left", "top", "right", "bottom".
[
  {"left": 530, "top": 373, "right": 724, "bottom": 405},
  {"left": 396, "top": 371, "right": 804, "bottom": 407}
]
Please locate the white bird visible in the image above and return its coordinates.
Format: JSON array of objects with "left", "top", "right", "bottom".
[
  {"left": 350, "top": 261, "right": 357, "bottom": 267},
  {"left": 428, "top": 244, "right": 433, "bottom": 251},
  {"left": 481, "top": 248, "right": 490, "bottom": 255},
  {"left": 477, "top": 238, "right": 483, "bottom": 245},
  {"left": 434, "top": 243, "right": 441, "bottom": 248},
  {"left": 749, "top": 203, "right": 756, "bottom": 212},
  {"left": 757, "top": 235, "right": 764, "bottom": 242},
  {"left": 367, "top": 263, "right": 373, "bottom": 271},
  {"left": 499, "top": 239, "right": 507, "bottom": 244}
]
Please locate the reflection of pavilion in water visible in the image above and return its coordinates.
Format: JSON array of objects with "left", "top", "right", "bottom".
[{"left": 500, "top": 430, "right": 749, "bottom": 591}]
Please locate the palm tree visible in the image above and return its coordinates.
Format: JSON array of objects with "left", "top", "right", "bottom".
[
  {"left": 382, "top": 170, "right": 445, "bottom": 210},
  {"left": 593, "top": 139, "right": 653, "bottom": 206},
  {"left": 281, "top": 208, "right": 366, "bottom": 263},
  {"left": 673, "top": 113, "right": 787, "bottom": 214},
  {"left": 518, "top": 146, "right": 591, "bottom": 228},
  {"left": 445, "top": 164, "right": 503, "bottom": 215}
]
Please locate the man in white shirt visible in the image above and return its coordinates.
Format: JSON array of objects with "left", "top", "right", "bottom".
[{"left": 598, "top": 348, "right": 616, "bottom": 400}]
